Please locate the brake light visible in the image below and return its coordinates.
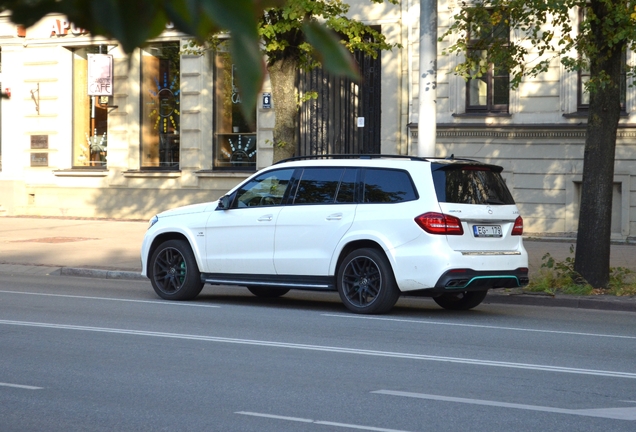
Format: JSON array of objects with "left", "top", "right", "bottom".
[
  {"left": 415, "top": 212, "right": 464, "bottom": 235},
  {"left": 512, "top": 216, "right": 523, "bottom": 236}
]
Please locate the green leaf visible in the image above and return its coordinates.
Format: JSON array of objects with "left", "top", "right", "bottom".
[{"left": 302, "top": 21, "right": 358, "bottom": 80}]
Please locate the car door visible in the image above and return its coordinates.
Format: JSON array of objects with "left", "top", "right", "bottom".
[
  {"left": 274, "top": 167, "right": 358, "bottom": 276},
  {"left": 205, "top": 168, "right": 294, "bottom": 274}
]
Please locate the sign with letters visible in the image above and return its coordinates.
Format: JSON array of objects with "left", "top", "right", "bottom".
[{"left": 88, "top": 54, "right": 113, "bottom": 96}]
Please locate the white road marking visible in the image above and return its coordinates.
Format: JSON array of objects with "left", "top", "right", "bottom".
[
  {"left": 323, "top": 313, "right": 636, "bottom": 340},
  {"left": 236, "top": 411, "right": 411, "bottom": 431},
  {"left": 0, "top": 382, "right": 43, "bottom": 390},
  {"left": 1, "top": 319, "right": 636, "bottom": 379},
  {"left": 0, "top": 290, "right": 220, "bottom": 308},
  {"left": 373, "top": 390, "right": 636, "bottom": 421}
]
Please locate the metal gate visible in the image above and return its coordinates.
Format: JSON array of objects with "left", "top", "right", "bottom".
[{"left": 297, "top": 47, "right": 381, "bottom": 156}]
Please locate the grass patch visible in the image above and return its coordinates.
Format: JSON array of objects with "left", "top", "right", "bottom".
[{"left": 526, "top": 244, "right": 636, "bottom": 296}]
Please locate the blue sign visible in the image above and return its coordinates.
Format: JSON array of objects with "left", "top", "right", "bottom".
[{"left": 262, "top": 92, "right": 272, "bottom": 109}]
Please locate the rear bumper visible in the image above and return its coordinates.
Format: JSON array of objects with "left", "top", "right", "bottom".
[{"left": 434, "top": 267, "right": 529, "bottom": 290}]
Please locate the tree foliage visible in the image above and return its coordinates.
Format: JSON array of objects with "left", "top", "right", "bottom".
[
  {"left": 441, "top": 0, "right": 636, "bottom": 92},
  {"left": 441, "top": 0, "right": 636, "bottom": 288}
]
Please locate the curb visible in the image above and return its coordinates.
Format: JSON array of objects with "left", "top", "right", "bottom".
[
  {"left": 60, "top": 267, "right": 146, "bottom": 281},
  {"left": 485, "top": 291, "right": 636, "bottom": 312}
]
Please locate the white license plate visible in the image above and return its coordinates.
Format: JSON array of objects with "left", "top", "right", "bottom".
[{"left": 473, "top": 225, "right": 502, "bottom": 238}]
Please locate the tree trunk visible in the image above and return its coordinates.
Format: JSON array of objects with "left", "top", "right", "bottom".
[
  {"left": 269, "top": 58, "right": 299, "bottom": 163},
  {"left": 573, "top": 1, "right": 625, "bottom": 288}
]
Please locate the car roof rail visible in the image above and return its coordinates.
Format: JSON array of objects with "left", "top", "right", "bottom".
[{"left": 274, "top": 154, "right": 432, "bottom": 164}]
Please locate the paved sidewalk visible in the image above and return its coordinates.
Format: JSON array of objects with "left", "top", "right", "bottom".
[{"left": 1, "top": 216, "right": 635, "bottom": 312}]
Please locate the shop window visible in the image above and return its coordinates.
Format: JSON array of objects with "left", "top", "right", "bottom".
[
  {"left": 466, "top": 10, "right": 510, "bottom": 113},
  {"left": 141, "top": 42, "right": 181, "bottom": 169},
  {"left": 213, "top": 42, "right": 257, "bottom": 170},
  {"left": 72, "top": 46, "right": 111, "bottom": 168}
]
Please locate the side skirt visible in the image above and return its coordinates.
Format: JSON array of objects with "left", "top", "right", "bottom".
[{"left": 201, "top": 273, "right": 336, "bottom": 291}]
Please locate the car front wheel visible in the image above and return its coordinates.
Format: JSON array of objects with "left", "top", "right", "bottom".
[
  {"left": 433, "top": 290, "right": 488, "bottom": 310},
  {"left": 149, "top": 239, "right": 203, "bottom": 300},
  {"left": 337, "top": 248, "right": 400, "bottom": 314}
]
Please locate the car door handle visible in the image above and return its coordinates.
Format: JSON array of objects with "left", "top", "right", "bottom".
[
  {"left": 326, "top": 213, "right": 343, "bottom": 221},
  {"left": 258, "top": 214, "right": 273, "bottom": 222}
]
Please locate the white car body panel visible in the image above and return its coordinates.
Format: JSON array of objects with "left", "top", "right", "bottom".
[
  {"left": 274, "top": 204, "right": 357, "bottom": 275},
  {"left": 205, "top": 206, "right": 283, "bottom": 274}
]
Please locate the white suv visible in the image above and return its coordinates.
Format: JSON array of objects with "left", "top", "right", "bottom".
[{"left": 141, "top": 155, "right": 528, "bottom": 314}]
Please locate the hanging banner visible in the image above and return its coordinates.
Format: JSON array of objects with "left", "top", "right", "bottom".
[{"left": 87, "top": 54, "right": 113, "bottom": 96}]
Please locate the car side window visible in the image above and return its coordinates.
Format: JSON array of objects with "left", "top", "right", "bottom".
[
  {"left": 233, "top": 169, "right": 294, "bottom": 208},
  {"left": 362, "top": 168, "right": 418, "bottom": 203},
  {"left": 292, "top": 168, "right": 344, "bottom": 205},
  {"left": 335, "top": 168, "right": 358, "bottom": 203}
]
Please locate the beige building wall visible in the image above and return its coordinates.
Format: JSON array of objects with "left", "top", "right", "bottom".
[{"left": 1, "top": 3, "right": 635, "bottom": 240}]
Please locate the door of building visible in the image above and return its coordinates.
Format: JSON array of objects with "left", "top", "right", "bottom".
[{"left": 296, "top": 47, "right": 381, "bottom": 156}]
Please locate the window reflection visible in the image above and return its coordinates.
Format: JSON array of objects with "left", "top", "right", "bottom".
[
  {"left": 214, "top": 43, "right": 257, "bottom": 170},
  {"left": 141, "top": 42, "right": 180, "bottom": 169},
  {"left": 72, "top": 46, "right": 110, "bottom": 168}
]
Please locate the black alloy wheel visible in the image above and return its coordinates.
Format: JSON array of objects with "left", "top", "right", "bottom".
[
  {"left": 433, "top": 290, "right": 488, "bottom": 310},
  {"left": 149, "top": 239, "right": 203, "bottom": 300},
  {"left": 337, "top": 248, "right": 400, "bottom": 314}
]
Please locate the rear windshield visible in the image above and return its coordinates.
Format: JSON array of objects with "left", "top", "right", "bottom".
[{"left": 432, "top": 164, "right": 515, "bottom": 205}]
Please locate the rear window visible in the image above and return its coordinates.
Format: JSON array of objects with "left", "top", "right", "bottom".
[
  {"left": 432, "top": 164, "right": 515, "bottom": 205},
  {"left": 362, "top": 168, "right": 417, "bottom": 203}
]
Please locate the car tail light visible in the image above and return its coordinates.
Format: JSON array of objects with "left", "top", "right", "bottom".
[
  {"left": 512, "top": 216, "right": 523, "bottom": 236},
  {"left": 415, "top": 212, "right": 464, "bottom": 235}
]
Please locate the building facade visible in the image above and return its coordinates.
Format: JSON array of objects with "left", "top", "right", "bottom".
[{"left": 0, "top": 2, "right": 634, "bottom": 240}]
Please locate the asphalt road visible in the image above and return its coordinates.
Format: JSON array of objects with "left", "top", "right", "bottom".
[{"left": 1, "top": 274, "right": 636, "bottom": 431}]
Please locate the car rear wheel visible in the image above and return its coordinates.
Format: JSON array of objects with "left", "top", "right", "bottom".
[
  {"left": 149, "top": 239, "right": 204, "bottom": 300},
  {"left": 247, "top": 286, "right": 290, "bottom": 298},
  {"left": 337, "top": 248, "right": 400, "bottom": 314},
  {"left": 433, "top": 290, "right": 488, "bottom": 310}
]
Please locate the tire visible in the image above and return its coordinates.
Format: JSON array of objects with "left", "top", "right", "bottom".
[
  {"left": 149, "top": 239, "right": 204, "bottom": 300},
  {"left": 433, "top": 290, "right": 488, "bottom": 310},
  {"left": 247, "top": 286, "right": 290, "bottom": 298},
  {"left": 337, "top": 248, "right": 400, "bottom": 314}
]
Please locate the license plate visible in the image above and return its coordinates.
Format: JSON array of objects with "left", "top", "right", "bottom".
[{"left": 473, "top": 225, "right": 502, "bottom": 238}]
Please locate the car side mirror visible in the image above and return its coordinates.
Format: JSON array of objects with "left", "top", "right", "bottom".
[{"left": 217, "top": 195, "right": 232, "bottom": 210}]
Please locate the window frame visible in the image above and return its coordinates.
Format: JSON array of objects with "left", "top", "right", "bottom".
[
  {"left": 212, "top": 41, "right": 257, "bottom": 172},
  {"left": 139, "top": 41, "right": 182, "bottom": 171},
  {"left": 465, "top": 9, "right": 510, "bottom": 114},
  {"left": 71, "top": 45, "right": 111, "bottom": 169}
]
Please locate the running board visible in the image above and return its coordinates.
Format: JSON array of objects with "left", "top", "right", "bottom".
[{"left": 201, "top": 273, "right": 336, "bottom": 291}]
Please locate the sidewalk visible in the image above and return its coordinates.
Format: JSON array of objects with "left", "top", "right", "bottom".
[{"left": 1, "top": 216, "right": 635, "bottom": 312}]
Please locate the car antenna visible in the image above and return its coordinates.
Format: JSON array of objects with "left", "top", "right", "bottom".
[{"left": 446, "top": 154, "right": 455, "bottom": 160}]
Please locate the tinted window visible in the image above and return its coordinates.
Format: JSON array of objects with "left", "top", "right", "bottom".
[
  {"left": 293, "top": 168, "right": 343, "bottom": 204},
  {"left": 362, "top": 169, "right": 417, "bottom": 203},
  {"left": 234, "top": 169, "right": 294, "bottom": 208},
  {"left": 335, "top": 168, "right": 358, "bottom": 203},
  {"left": 432, "top": 165, "right": 515, "bottom": 205}
]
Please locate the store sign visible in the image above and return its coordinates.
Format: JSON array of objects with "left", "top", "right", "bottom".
[
  {"left": 87, "top": 54, "right": 113, "bottom": 96},
  {"left": 50, "top": 19, "right": 87, "bottom": 36}
]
